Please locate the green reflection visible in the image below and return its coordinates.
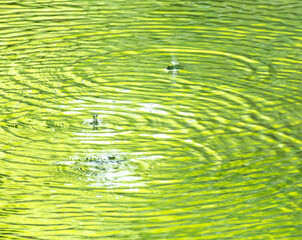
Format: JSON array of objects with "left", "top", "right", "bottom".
[{"left": 0, "top": 0, "right": 301, "bottom": 239}]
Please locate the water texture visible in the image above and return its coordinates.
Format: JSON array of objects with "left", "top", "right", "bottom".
[{"left": 0, "top": 0, "right": 301, "bottom": 239}]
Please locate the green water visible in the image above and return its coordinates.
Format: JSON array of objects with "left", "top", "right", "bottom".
[{"left": 0, "top": 0, "right": 301, "bottom": 239}]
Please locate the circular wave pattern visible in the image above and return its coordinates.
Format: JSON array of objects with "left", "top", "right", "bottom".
[{"left": 0, "top": 0, "right": 301, "bottom": 239}]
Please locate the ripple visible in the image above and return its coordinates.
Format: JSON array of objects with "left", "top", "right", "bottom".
[{"left": 1, "top": 1, "right": 301, "bottom": 239}]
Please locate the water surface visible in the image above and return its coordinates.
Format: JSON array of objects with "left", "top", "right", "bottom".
[{"left": 0, "top": 0, "right": 301, "bottom": 239}]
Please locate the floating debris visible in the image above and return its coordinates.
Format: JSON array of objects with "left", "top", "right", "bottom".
[
  {"left": 165, "top": 56, "right": 182, "bottom": 71},
  {"left": 90, "top": 114, "right": 99, "bottom": 130},
  {"left": 91, "top": 114, "right": 99, "bottom": 125},
  {"left": 83, "top": 153, "right": 126, "bottom": 164}
]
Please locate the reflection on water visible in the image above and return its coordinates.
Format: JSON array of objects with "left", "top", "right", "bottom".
[
  {"left": 0, "top": 0, "right": 302, "bottom": 239},
  {"left": 55, "top": 152, "right": 141, "bottom": 188}
]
